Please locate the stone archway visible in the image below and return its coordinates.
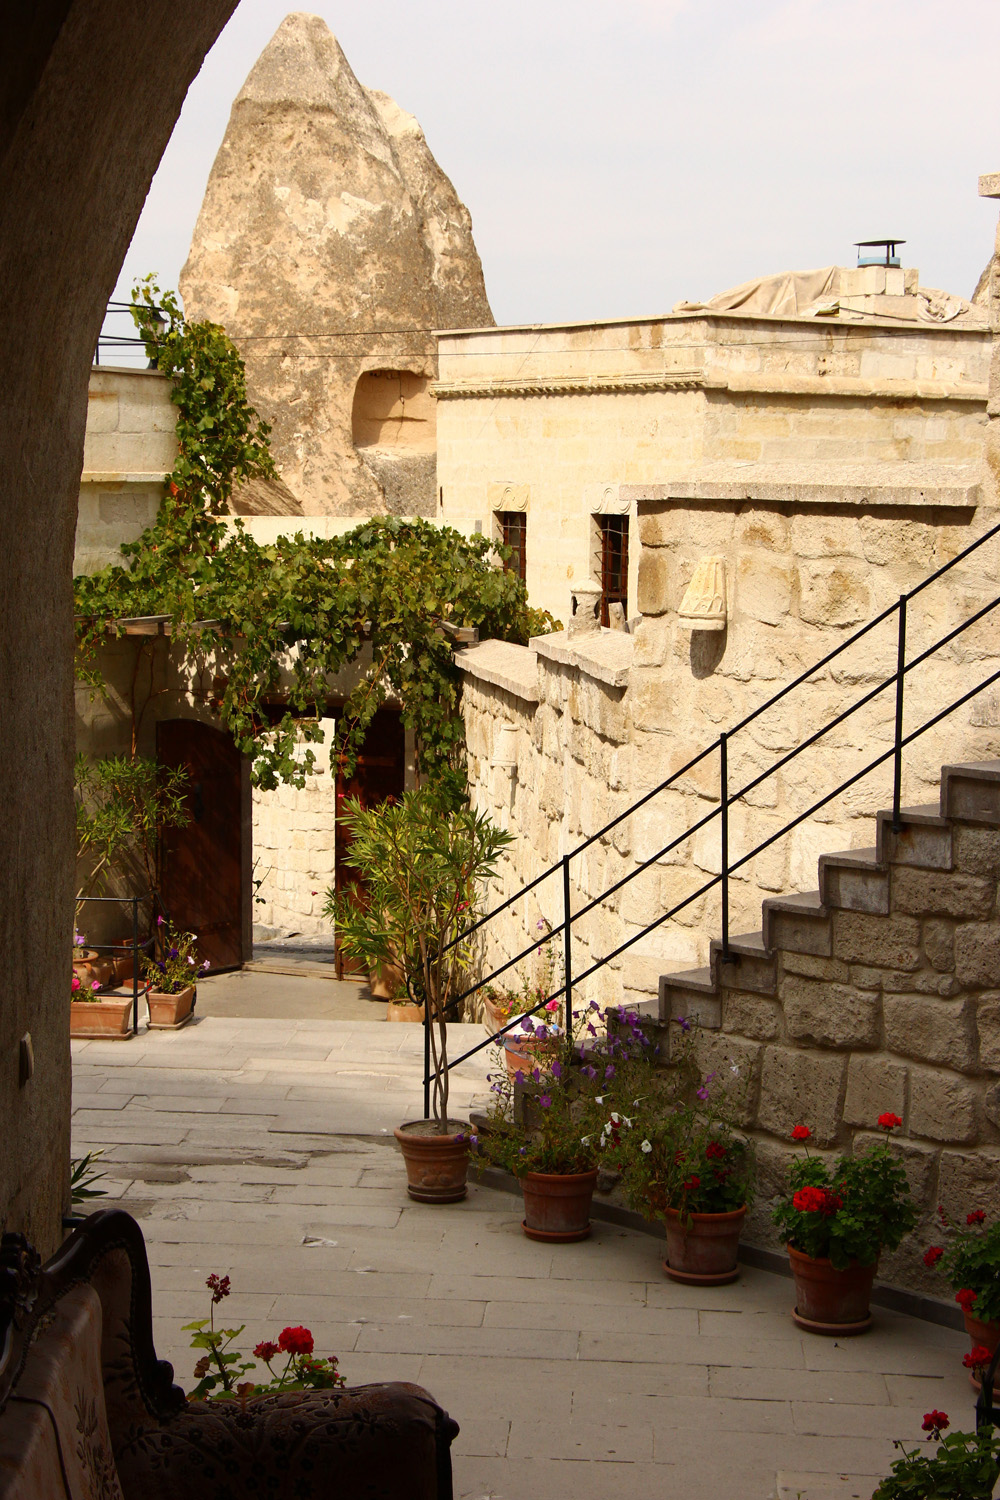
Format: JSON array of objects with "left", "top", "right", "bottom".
[{"left": 0, "top": 0, "right": 238, "bottom": 1255}]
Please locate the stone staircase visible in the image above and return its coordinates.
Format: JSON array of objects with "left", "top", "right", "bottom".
[{"left": 648, "top": 761, "right": 1000, "bottom": 1291}]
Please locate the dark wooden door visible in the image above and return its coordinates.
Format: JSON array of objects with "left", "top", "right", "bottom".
[
  {"left": 156, "top": 719, "right": 250, "bottom": 972},
  {"left": 334, "top": 708, "right": 405, "bottom": 977}
]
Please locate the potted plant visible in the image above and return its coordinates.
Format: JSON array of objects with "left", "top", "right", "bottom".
[
  {"left": 327, "top": 785, "right": 513, "bottom": 1203},
  {"left": 141, "top": 915, "right": 208, "bottom": 1028},
  {"left": 772, "top": 1113, "right": 916, "bottom": 1334},
  {"left": 386, "top": 977, "right": 424, "bottom": 1023},
  {"left": 473, "top": 1057, "right": 607, "bottom": 1241},
  {"left": 70, "top": 968, "right": 134, "bottom": 1039},
  {"left": 924, "top": 1208, "right": 1000, "bottom": 1382},
  {"left": 873, "top": 1410, "right": 1000, "bottom": 1500}
]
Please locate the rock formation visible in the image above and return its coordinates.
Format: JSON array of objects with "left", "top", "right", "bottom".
[{"left": 180, "top": 12, "right": 493, "bottom": 516}]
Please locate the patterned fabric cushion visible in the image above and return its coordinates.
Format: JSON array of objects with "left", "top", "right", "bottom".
[
  {"left": 112, "top": 1382, "right": 455, "bottom": 1500},
  {"left": 0, "top": 1285, "right": 124, "bottom": 1500}
]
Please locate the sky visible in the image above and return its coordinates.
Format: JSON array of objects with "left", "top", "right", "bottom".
[{"left": 109, "top": 0, "right": 1000, "bottom": 351}]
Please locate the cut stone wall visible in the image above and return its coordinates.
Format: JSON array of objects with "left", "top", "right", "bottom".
[{"left": 251, "top": 719, "right": 337, "bottom": 941}]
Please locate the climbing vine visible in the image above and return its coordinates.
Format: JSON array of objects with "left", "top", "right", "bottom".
[{"left": 75, "top": 281, "right": 557, "bottom": 791}]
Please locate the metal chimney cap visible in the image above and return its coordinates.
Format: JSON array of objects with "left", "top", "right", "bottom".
[{"left": 854, "top": 238, "right": 906, "bottom": 267}]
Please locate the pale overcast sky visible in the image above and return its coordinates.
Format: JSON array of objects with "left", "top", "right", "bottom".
[{"left": 113, "top": 0, "right": 1000, "bottom": 336}]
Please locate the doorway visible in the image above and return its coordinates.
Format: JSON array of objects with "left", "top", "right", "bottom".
[
  {"left": 333, "top": 708, "right": 406, "bottom": 978},
  {"left": 156, "top": 719, "right": 251, "bottom": 972}
]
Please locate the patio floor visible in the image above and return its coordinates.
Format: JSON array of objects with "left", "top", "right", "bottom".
[{"left": 71, "top": 997, "right": 975, "bottom": 1500}]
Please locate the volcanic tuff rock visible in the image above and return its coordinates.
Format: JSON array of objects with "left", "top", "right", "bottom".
[{"left": 180, "top": 12, "right": 493, "bottom": 517}]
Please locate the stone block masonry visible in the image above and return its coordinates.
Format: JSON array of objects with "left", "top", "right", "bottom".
[{"left": 658, "top": 759, "right": 1000, "bottom": 1299}]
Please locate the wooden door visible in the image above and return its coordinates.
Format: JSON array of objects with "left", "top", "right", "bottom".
[
  {"left": 156, "top": 719, "right": 250, "bottom": 972},
  {"left": 334, "top": 708, "right": 405, "bottom": 977}
]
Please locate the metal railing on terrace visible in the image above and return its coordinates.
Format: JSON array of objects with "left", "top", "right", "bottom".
[{"left": 423, "top": 513, "right": 1000, "bottom": 1114}]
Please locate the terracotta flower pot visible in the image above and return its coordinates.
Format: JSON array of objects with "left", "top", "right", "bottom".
[
  {"left": 70, "top": 995, "right": 134, "bottom": 1039},
  {"left": 787, "top": 1244, "right": 877, "bottom": 1335},
  {"left": 110, "top": 942, "right": 137, "bottom": 985},
  {"left": 663, "top": 1205, "right": 746, "bottom": 1285},
  {"left": 963, "top": 1311, "right": 1000, "bottom": 1391},
  {"left": 521, "top": 1169, "right": 598, "bottom": 1243},
  {"left": 503, "top": 1033, "right": 560, "bottom": 1079},
  {"left": 147, "top": 984, "right": 195, "bottom": 1030},
  {"left": 386, "top": 1001, "right": 424, "bottom": 1022},
  {"left": 72, "top": 949, "right": 114, "bottom": 990},
  {"left": 368, "top": 958, "right": 405, "bottom": 999},
  {"left": 394, "top": 1121, "right": 470, "bottom": 1203}
]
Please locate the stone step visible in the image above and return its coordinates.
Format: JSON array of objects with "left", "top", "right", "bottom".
[
  {"left": 658, "top": 966, "right": 721, "bottom": 1030},
  {"left": 818, "top": 846, "right": 889, "bottom": 915},
  {"left": 941, "top": 760, "right": 1000, "bottom": 824},
  {"left": 709, "top": 928, "right": 777, "bottom": 995},
  {"left": 875, "top": 803, "right": 952, "bottom": 870},
  {"left": 761, "top": 890, "right": 830, "bottom": 956}
]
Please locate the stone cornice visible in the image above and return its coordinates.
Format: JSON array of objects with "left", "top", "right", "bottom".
[
  {"left": 431, "top": 372, "right": 703, "bottom": 399},
  {"left": 432, "top": 370, "right": 986, "bottom": 404}
]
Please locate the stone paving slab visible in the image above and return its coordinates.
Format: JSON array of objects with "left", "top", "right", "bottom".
[{"left": 71, "top": 1014, "right": 977, "bottom": 1500}]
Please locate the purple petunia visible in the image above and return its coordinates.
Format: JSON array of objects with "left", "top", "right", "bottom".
[
  {"left": 582, "top": 1065, "right": 597, "bottom": 1080},
  {"left": 551, "top": 1061, "right": 563, "bottom": 1079},
  {"left": 677, "top": 1016, "right": 691, "bottom": 1032},
  {"left": 539, "top": 1095, "right": 552, "bottom": 1108},
  {"left": 605, "top": 1065, "right": 616, "bottom": 1080}
]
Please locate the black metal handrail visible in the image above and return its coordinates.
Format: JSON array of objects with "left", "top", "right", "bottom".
[
  {"left": 424, "top": 513, "right": 1000, "bottom": 1109},
  {"left": 75, "top": 892, "right": 157, "bottom": 1035},
  {"left": 93, "top": 300, "right": 162, "bottom": 366}
]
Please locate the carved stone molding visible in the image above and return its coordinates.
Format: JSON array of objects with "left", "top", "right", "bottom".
[
  {"left": 487, "top": 482, "right": 529, "bottom": 512},
  {"left": 432, "top": 372, "right": 703, "bottom": 400},
  {"left": 678, "top": 556, "right": 727, "bottom": 632}
]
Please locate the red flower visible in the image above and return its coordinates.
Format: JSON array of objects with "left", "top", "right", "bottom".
[
  {"left": 705, "top": 1142, "right": 726, "bottom": 1161},
  {"left": 923, "top": 1246, "right": 944, "bottom": 1268},
  {"left": 278, "top": 1325, "right": 314, "bottom": 1356},
  {"left": 878, "top": 1112, "right": 903, "bottom": 1130},
  {"left": 206, "top": 1273, "right": 231, "bottom": 1304},
  {"left": 253, "top": 1341, "right": 279, "bottom": 1362},
  {"left": 967, "top": 1210, "right": 986, "bottom": 1226},
  {"left": 956, "top": 1289, "right": 979, "bottom": 1311},
  {"left": 793, "top": 1186, "right": 826, "bottom": 1213},
  {"left": 682, "top": 1175, "right": 701, "bottom": 1192},
  {"left": 922, "top": 1410, "right": 949, "bottom": 1439},
  {"left": 791, "top": 1125, "right": 811, "bottom": 1142},
  {"left": 964, "top": 1346, "right": 992, "bottom": 1371}
]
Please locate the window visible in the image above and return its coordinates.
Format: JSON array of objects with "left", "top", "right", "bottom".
[
  {"left": 598, "top": 514, "right": 629, "bottom": 625},
  {"left": 496, "top": 511, "right": 527, "bottom": 583}
]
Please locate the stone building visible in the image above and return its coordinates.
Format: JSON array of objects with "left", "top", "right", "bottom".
[
  {"left": 436, "top": 258, "right": 988, "bottom": 623},
  {"left": 179, "top": 12, "right": 493, "bottom": 519}
]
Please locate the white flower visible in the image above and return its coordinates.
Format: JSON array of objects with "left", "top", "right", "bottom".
[
  {"left": 641, "top": 1140, "right": 652, "bottom": 1154},
  {"left": 580, "top": 1135, "right": 591, "bottom": 1147},
  {"left": 595, "top": 1096, "right": 605, "bottom": 1104},
  {"left": 730, "top": 1063, "right": 740, "bottom": 1076},
  {"left": 610, "top": 1111, "right": 621, "bottom": 1124}
]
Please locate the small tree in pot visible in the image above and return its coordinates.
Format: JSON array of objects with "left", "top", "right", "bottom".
[{"left": 326, "top": 786, "right": 512, "bottom": 1201}]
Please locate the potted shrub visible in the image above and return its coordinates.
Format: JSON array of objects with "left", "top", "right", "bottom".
[
  {"left": 924, "top": 1208, "right": 1000, "bottom": 1383},
  {"left": 873, "top": 1410, "right": 1000, "bottom": 1500},
  {"left": 772, "top": 1113, "right": 916, "bottom": 1334},
  {"left": 602, "top": 1016, "right": 752, "bottom": 1282},
  {"left": 386, "top": 978, "right": 424, "bottom": 1023},
  {"left": 327, "top": 786, "right": 513, "bottom": 1203},
  {"left": 473, "top": 1057, "right": 607, "bottom": 1241},
  {"left": 70, "top": 969, "right": 134, "bottom": 1039},
  {"left": 141, "top": 916, "right": 208, "bottom": 1028}
]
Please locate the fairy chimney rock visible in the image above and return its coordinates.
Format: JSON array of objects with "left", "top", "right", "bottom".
[{"left": 179, "top": 12, "right": 493, "bottom": 516}]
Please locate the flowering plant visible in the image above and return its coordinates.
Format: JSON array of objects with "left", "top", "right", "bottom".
[
  {"left": 772, "top": 1115, "right": 916, "bottom": 1269},
  {"left": 473, "top": 1054, "right": 607, "bottom": 1176},
  {"left": 184, "top": 1274, "right": 345, "bottom": 1401},
  {"left": 603, "top": 1022, "right": 752, "bottom": 1221},
  {"left": 142, "top": 916, "right": 209, "bottom": 994},
  {"left": 872, "top": 1411, "right": 1000, "bottom": 1500},
  {"left": 71, "top": 971, "right": 106, "bottom": 1002},
  {"left": 924, "top": 1206, "right": 1000, "bottom": 1324}
]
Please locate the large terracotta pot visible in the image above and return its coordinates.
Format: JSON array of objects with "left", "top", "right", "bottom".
[
  {"left": 110, "top": 941, "right": 138, "bottom": 985},
  {"left": 963, "top": 1311, "right": 1000, "bottom": 1391},
  {"left": 147, "top": 984, "right": 195, "bottom": 1030},
  {"left": 386, "top": 1001, "right": 424, "bottom": 1023},
  {"left": 787, "top": 1244, "right": 877, "bottom": 1335},
  {"left": 70, "top": 995, "right": 134, "bottom": 1039},
  {"left": 663, "top": 1206, "right": 746, "bottom": 1285},
  {"left": 521, "top": 1169, "right": 598, "bottom": 1243},
  {"left": 368, "top": 958, "right": 405, "bottom": 999},
  {"left": 394, "top": 1121, "right": 470, "bottom": 1203},
  {"left": 73, "top": 949, "right": 115, "bottom": 989}
]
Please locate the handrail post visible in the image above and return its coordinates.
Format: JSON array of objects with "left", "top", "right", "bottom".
[
  {"left": 892, "top": 594, "right": 907, "bottom": 832},
  {"left": 131, "top": 896, "right": 139, "bottom": 1036},
  {"left": 562, "top": 854, "right": 573, "bottom": 1048},
  {"left": 720, "top": 732, "right": 731, "bottom": 963},
  {"left": 423, "top": 990, "right": 431, "bottom": 1121}
]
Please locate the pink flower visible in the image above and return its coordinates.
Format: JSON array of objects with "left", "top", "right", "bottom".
[
  {"left": 72, "top": 974, "right": 81, "bottom": 992},
  {"left": 90, "top": 980, "right": 101, "bottom": 991}
]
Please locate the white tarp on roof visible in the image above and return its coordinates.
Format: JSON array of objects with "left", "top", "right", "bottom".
[{"left": 674, "top": 266, "right": 986, "bottom": 326}]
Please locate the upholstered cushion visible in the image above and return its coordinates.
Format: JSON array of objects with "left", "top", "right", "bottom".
[
  {"left": 0, "top": 1285, "right": 124, "bottom": 1500},
  {"left": 113, "top": 1381, "right": 457, "bottom": 1500}
]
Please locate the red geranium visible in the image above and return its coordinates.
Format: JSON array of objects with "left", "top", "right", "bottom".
[
  {"left": 206, "top": 1273, "right": 231, "bottom": 1304},
  {"left": 956, "top": 1289, "right": 978, "bottom": 1311},
  {"left": 878, "top": 1112, "right": 903, "bottom": 1130},
  {"left": 963, "top": 1345, "right": 992, "bottom": 1371},
  {"left": 278, "top": 1325, "right": 314, "bottom": 1356},
  {"left": 923, "top": 1246, "right": 944, "bottom": 1268},
  {"left": 254, "top": 1341, "right": 280, "bottom": 1362},
  {"left": 682, "top": 1175, "right": 701, "bottom": 1192},
  {"left": 792, "top": 1185, "right": 843, "bottom": 1217},
  {"left": 967, "top": 1210, "right": 986, "bottom": 1226},
  {"left": 922, "top": 1410, "right": 949, "bottom": 1439},
  {"left": 706, "top": 1142, "right": 726, "bottom": 1161},
  {"left": 791, "top": 1125, "right": 811, "bottom": 1142}
]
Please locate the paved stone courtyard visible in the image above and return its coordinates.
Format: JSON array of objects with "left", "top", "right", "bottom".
[{"left": 71, "top": 994, "right": 976, "bottom": 1500}]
